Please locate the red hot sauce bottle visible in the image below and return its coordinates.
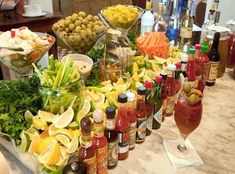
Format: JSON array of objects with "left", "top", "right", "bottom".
[
  {"left": 116, "top": 93, "right": 129, "bottom": 160},
  {"left": 92, "top": 109, "right": 108, "bottom": 174},
  {"left": 136, "top": 86, "right": 147, "bottom": 143},
  {"left": 77, "top": 117, "right": 97, "bottom": 174}
]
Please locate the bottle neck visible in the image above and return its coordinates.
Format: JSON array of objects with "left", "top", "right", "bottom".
[
  {"left": 211, "top": 34, "right": 220, "bottom": 50},
  {"left": 167, "top": 70, "right": 175, "bottom": 78},
  {"left": 81, "top": 132, "right": 92, "bottom": 148},
  {"left": 146, "top": 1, "right": 152, "bottom": 11},
  {"left": 137, "top": 94, "right": 146, "bottom": 110},
  {"left": 94, "top": 122, "right": 104, "bottom": 138},
  {"left": 105, "top": 118, "right": 116, "bottom": 130}
]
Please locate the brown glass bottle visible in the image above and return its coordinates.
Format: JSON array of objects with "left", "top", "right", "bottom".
[
  {"left": 206, "top": 32, "right": 221, "bottom": 86},
  {"left": 104, "top": 106, "right": 118, "bottom": 169}
]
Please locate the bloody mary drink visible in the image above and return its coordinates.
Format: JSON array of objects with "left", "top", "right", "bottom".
[{"left": 174, "top": 98, "right": 202, "bottom": 136}]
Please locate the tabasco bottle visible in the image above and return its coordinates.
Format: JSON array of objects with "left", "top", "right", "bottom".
[
  {"left": 126, "top": 91, "right": 137, "bottom": 150},
  {"left": 165, "top": 64, "right": 176, "bottom": 117},
  {"left": 77, "top": 117, "right": 96, "bottom": 174},
  {"left": 187, "top": 48, "right": 196, "bottom": 84},
  {"left": 144, "top": 81, "right": 154, "bottom": 136},
  {"left": 198, "top": 44, "right": 210, "bottom": 92},
  {"left": 104, "top": 106, "right": 118, "bottom": 169},
  {"left": 116, "top": 93, "right": 129, "bottom": 160},
  {"left": 152, "top": 76, "right": 163, "bottom": 130},
  {"left": 92, "top": 109, "right": 108, "bottom": 174},
  {"left": 195, "top": 44, "right": 202, "bottom": 80},
  {"left": 160, "top": 72, "right": 167, "bottom": 122},
  {"left": 136, "top": 86, "right": 147, "bottom": 143},
  {"left": 206, "top": 32, "right": 221, "bottom": 86}
]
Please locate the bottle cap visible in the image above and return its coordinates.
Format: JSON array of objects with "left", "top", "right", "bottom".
[
  {"left": 175, "top": 62, "right": 181, "bottom": 69},
  {"left": 118, "top": 93, "right": 127, "bottom": 103},
  {"left": 195, "top": 44, "right": 201, "bottom": 50},
  {"left": 160, "top": 72, "right": 167, "bottom": 79},
  {"left": 201, "top": 45, "right": 209, "bottom": 53},
  {"left": 80, "top": 117, "right": 92, "bottom": 133},
  {"left": 181, "top": 54, "right": 188, "bottom": 62},
  {"left": 188, "top": 48, "right": 195, "bottom": 54},
  {"left": 93, "top": 109, "right": 104, "bottom": 123},
  {"left": 155, "top": 75, "right": 162, "bottom": 83},
  {"left": 106, "top": 106, "right": 116, "bottom": 118},
  {"left": 126, "top": 91, "right": 135, "bottom": 102},
  {"left": 167, "top": 64, "right": 176, "bottom": 71},
  {"left": 137, "top": 86, "right": 146, "bottom": 95}
]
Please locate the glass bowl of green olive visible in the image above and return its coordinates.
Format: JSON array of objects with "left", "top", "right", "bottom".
[{"left": 52, "top": 11, "right": 107, "bottom": 54}]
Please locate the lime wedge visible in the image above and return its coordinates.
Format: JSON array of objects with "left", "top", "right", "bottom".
[
  {"left": 24, "top": 110, "right": 34, "bottom": 121},
  {"left": 33, "top": 116, "right": 47, "bottom": 130},
  {"left": 68, "top": 121, "right": 79, "bottom": 129},
  {"left": 38, "top": 110, "right": 56, "bottom": 123},
  {"left": 66, "top": 136, "right": 79, "bottom": 154},
  {"left": 53, "top": 107, "right": 74, "bottom": 128},
  {"left": 19, "top": 132, "right": 30, "bottom": 152},
  {"left": 75, "top": 99, "right": 91, "bottom": 124},
  {"left": 55, "top": 134, "right": 71, "bottom": 147}
]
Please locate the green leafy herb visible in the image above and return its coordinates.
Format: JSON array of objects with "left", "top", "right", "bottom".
[
  {"left": 128, "top": 32, "right": 138, "bottom": 50},
  {"left": 0, "top": 75, "right": 42, "bottom": 145},
  {"left": 87, "top": 47, "right": 104, "bottom": 62},
  {"left": 85, "top": 66, "right": 100, "bottom": 86}
]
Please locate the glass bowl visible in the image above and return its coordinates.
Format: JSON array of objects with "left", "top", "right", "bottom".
[
  {"left": 39, "top": 77, "right": 85, "bottom": 114},
  {"left": 0, "top": 32, "right": 55, "bottom": 75},
  {"left": 53, "top": 27, "right": 106, "bottom": 54},
  {"left": 100, "top": 5, "right": 143, "bottom": 31}
]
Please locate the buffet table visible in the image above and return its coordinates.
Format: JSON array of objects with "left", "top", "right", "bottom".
[
  {"left": 1, "top": 69, "right": 235, "bottom": 174},
  {"left": 109, "top": 69, "right": 235, "bottom": 174}
]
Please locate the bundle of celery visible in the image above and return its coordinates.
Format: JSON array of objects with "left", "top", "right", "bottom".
[{"left": 33, "top": 55, "right": 85, "bottom": 114}]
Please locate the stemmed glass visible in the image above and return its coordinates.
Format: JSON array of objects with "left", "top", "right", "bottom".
[{"left": 171, "top": 92, "right": 203, "bottom": 159}]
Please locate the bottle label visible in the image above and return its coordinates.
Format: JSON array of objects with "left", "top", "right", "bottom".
[
  {"left": 118, "top": 132, "right": 129, "bottom": 154},
  {"left": 96, "top": 145, "right": 108, "bottom": 174},
  {"left": 146, "top": 113, "right": 153, "bottom": 132},
  {"left": 129, "top": 122, "right": 136, "bottom": 149},
  {"left": 136, "top": 117, "right": 147, "bottom": 142},
  {"left": 84, "top": 155, "right": 97, "bottom": 174},
  {"left": 207, "top": 62, "right": 219, "bottom": 82},
  {"left": 108, "top": 140, "right": 118, "bottom": 167},
  {"left": 180, "top": 27, "right": 192, "bottom": 39},
  {"left": 105, "top": 119, "right": 115, "bottom": 130},
  {"left": 153, "top": 106, "right": 163, "bottom": 124},
  {"left": 165, "top": 96, "right": 175, "bottom": 116},
  {"left": 181, "top": 63, "right": 187, "bottom": 72},
  {"left": 141, "top": 25, "right": 153, "bottom": 34}
]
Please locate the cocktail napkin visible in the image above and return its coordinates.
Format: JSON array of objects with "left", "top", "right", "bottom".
[{"left": 163, "top": 139, "right": 204, "bottom": 168}]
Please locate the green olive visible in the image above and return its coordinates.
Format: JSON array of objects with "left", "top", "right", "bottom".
[
  {"left": 71, "top": 13, "right": 78, "bottom": 21},
  {"left": 69, "top": 23, "right": 75, "bottom": 31},
  {"left": 79, "top": 11, "right": 86, "bottom": 17},
  {"left": 65, "top": 19, "right": 72, "bottom": 27},
  {"left": 11, "top": 59, "right": 27, "bottom": 67},
  {"left": 75, "top": 20, "right": 82, "bottom": 26},
  {"left": 75, "top": 26, "right": 81, "bottom": 33},
  {"left": 86, "top": 15, "right": 93, "bottom": 21}
]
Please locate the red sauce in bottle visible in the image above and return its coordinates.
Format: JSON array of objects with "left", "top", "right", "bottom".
[
  {"left": 116, "top": 93, "right": 129, "bottom": 160},
  {"left": 126, "top": 91, "right": 137, "bottom": 150},
  {"left": 136, "top": 86, "right": 147, "bottom": 143},
  {"left": 77, "top": 117, "right": 97, "bottom": 174},
  {"left": 92, "top": 109, "right": 108, "bottom": 174},
  {"left": 187, "top": 48, "right": 196, "bottom": 82}
]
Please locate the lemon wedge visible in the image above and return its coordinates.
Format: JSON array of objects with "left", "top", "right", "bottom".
[
  {"left": 32, "top": 116, "right": 47, "bottom": 130},
  {"left": 37, "top": 136, "right": 54, "bottom": 155},
  {"left": 53, "top": 107, "right": 74, "bottom": 128},
  {"left": 38, "top": 139, "right": 61, "bottom": 165},
  {"left": 28, "top": 133, "right": 41, "bottom": 153},
  {"left": 38, "top": 110, "right": 56, "bottom": 123}
]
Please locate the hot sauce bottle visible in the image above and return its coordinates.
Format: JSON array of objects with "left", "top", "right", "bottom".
[
  {"left": 152, "top": 76, "right": 163, "bottom": 130},
  {"left": 144, "top": 81, "right": 154, "bottom": 136},
  {"left": 187, "top": 48, "right": 196, "bottom": 85},
  {"left": 160, "top": 72, "right": 168, "bottom": 122},
  {"left": 116, "top": 93, "right": 129, "bottom": 160},
  {"left": 136, "top": 86, "right": 147, "bottom": 143},
  {"left": 126, "top": 91, "right": 137, "bottom": 150},
  {"left": 165, "top": 64, "right": 176, "bottom": 117},
  {"left": 104, "top": 106, "right": 118, "bottom": 169},
  {"left": 77, "top": 117, "right": 97, "bottom": 174},
  {"left": 92, "top": 109, "right": 108, "bottom": 174},
  {"left": 195, "top": 44, "right": 202, "bottom": 80}
]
